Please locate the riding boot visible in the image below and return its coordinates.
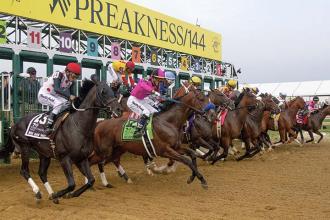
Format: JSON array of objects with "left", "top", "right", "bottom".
[
  {"left": 133, "top": 115, "right": 149, "bottom": 138},
  {"left": 45, "top": 112, "right": 56, "bottom": 134}
]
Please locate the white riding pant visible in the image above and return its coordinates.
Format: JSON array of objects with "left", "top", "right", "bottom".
[
  {"left": 38, "top": 92, "right": 68, "bottom": 115},
  {"left": 127, "top": 96, "right": 158, "bottom": 117}
]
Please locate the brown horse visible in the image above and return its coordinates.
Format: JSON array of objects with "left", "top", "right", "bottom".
[
  {"left": 89, "top": 85, "right": 209, "bottom": 189},
  {"left": 296, "top": 104, "right": 330, "bottom": 143},
  {"left": 211, "top": 88, "right": 258, "bottom": 164},
  {"left": 237, "top": 94, "right": 281, "bottom": 160},
  {"left": 261, "top": 97, "right": 305, "bottom": 147}
]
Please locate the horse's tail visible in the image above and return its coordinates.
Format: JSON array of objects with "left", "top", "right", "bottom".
[{"left": 0, "top": 128, "right": 15, "bottom": 160}]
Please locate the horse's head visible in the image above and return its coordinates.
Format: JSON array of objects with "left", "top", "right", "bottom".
[
  {"left": 237, "top": 87, "right": 258, "bottom": 111},
  {"left": 174, "top": 83, "right": 205, "bottom": 111},
  {"left": 261, "top": 94, "right": 281, "bottom": 114},
  {"left": 91, "top": 78, "right": 123, "bottom": 118},
  {"left": 209, "top": 89, "right": 235, "bottom": 109},
  {"left": 288, "top": 96, "right": 305, "bottom": 110}
]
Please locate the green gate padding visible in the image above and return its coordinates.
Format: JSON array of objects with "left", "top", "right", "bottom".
[{"left": 121, "top": 116, "right": 154, "bottom": 141}]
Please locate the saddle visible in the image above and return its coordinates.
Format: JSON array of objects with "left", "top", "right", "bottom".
[{"left": 25, "top": 112, "right": 70, "bottom": 140}]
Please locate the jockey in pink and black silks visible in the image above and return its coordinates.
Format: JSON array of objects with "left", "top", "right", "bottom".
[
  {"left": 127, "top": 68, "right": 165, "bottom": 137},
  {"left": 307, "top": 96, "right": 319, "bottom": 112},
  {"left": 38, "top": 62, "right": 81, "bottom": 131}
]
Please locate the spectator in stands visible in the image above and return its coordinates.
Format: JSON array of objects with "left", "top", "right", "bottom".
[
  {"left": 0, "top": 71, "right": 10, "bottom": 106},
  {"left": 19, "top": 67, "right": 41, "bottom": 113}
]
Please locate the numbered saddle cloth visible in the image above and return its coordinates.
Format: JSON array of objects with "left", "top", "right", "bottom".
[
  {"left": 121, "top": 113, "right": 154, "bottom": 141},
  {"left": 25, "top": 114, "right": 50, "bottom": 140}
]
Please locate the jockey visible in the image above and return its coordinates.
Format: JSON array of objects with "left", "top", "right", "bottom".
[
  {"left": 127, "top": 68, "right": 165, "bottom": 137},
  {"left": 307, "top": 96, "right": 319, "bottom": 112},
  {"left": 277, "top": 92, "right": 287, "bottom": 110},
  {"left": 107, "top": 60, "right": 136, "bottom": 96},
  {"left": 218, "top": 79, "right": 237, "bottom": 97},
  {"left": 189, "top": 76, "right": 202, "bottom": 89},
  {"left": 38, "top": 62, "right": 81, "bottom": 130},
  {"left": 107, "top": 60, "right": 125, "bottom": 91},
  {"left": 164, "top": 71, "right": 176, "bottom": 97},
  {"left": 121, "top": 61, "right": 136, "bottom": 88}
]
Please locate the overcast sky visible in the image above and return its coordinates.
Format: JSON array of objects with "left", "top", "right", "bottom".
[{"left": 130, "top": 0, "right": 330, "bottom": 84}]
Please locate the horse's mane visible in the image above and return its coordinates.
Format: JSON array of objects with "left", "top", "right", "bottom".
[
  {"left": 72, "top": 79, "right": 95, "bottom": 108},
  {"left": 79, "top": 79, "right": 96, "bottom": 100}
]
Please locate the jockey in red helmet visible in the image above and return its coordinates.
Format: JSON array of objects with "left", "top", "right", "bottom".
[{"left": 38, "top": 62, "right": 81, "bottom": 131}]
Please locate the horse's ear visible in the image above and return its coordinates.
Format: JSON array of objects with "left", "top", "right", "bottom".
[{"left": 91, "top": 74, "right": 99, "bottom": 84}]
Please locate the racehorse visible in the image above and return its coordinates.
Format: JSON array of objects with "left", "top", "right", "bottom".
[
  {"left": 237, "top": 93, "right": 280, "bottom": 160},
  {"left": 211, "top": 88, "right": 258, "bottom": 164},
  {"left": 296, "top": 103, "right": 330, "bottom": 143},
  {"left": 261, "top": 96, "right": 305, "bottom": 148},
  {"left": 0, "top": 79, "right": 122, "bottom": 203},
  {"left": 89, "top": 84, "right": 209, "bottom": 189}
]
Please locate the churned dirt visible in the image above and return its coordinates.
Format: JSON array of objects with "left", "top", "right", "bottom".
[{"left": 1, "top": 138, "right": 330, "bottom": 220}]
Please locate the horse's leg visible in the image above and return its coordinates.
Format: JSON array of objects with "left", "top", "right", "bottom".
[
  {"left": 306, "top": 130, "right": 314, "bottom": 143},
  {"left": 113, "top": 158, "right": 133, "bottom": 184},
  {"left": 196, "top": 137, "right": 214, "bottom": 160},
  {"left": 50, "top": 156, "right": 75, "bottom": 200},
  {"left": 299, "top": 127, "right": 305, "bottom": 144},
  {"left": 97, "top": 162, "right": 114, "bottom": 188},
  {"left": 38, "top": 156, "right": 58, "bottom": 203},
  {"left": 315, "top": 130, "right": 323, "bottom": 143},
  {"left": 20, "top": 146, "right": 42, "bottom": 201},
  {"left": 211, "top": 139, "right": 229, "bottom": 165},
  {"left": 143, "top": 155, "right": 155, "bottom": 175},
  {"left": 69, "top": 159, "right": 95, "bottom": 198},
  {"left": 163, "top": 147, "right": 207, "bottom": 189}
]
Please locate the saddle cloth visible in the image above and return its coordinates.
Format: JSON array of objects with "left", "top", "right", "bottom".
[
  {"left": 25, "top": 114, "right": 51, "bottom": 140},
  {"left": 25, "top": 112, "right": 69, "bottom": 140},
  {"left": 121, "top": 114, "right": 154, "bottom": 141},
  {"left": 296, "top": 113, "right": 308, "bottom": 125},
  {"left": 215, "top": 109, "right": 228, "bottom": 138},
  {"left": 271, "top": 113, "right": 281, "bottom": 130},
  {"left": 121, "top": 114, "right": 156, "bottom": 158}
]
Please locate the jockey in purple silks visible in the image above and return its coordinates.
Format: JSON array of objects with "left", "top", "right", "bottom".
[{"left": 127, "top": 68, "right": 166, "bottom": 137}]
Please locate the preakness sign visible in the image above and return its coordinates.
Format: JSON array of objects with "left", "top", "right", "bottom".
[{"left": 1, "top": 0, "right": 222, "bottom": 61}]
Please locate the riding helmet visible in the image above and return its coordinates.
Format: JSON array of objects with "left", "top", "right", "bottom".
[
  {"left": 227, "top": 79, "right": 237, "bottom": 88},
  {"left": 313, "top": 96, "right": 319, "bottom": 101},
  {"left": 190, "top": 76, "right": 202, "bottom": 85},
  {"left": 66, "top": 62, "right": 81, "bottom": 75}
]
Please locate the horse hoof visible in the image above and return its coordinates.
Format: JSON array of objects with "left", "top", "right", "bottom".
[
  {"left": 106, "top": 184, "right": 114, "bottom": 188},
  {"left": 126, "top": 178, "right": 133, "bottom": 184},
  {"left": 35, "top": 191, "right": 42, "bottom": 200},
  {"left": 63, "top": 193, "right": 73, "bottom": 199},
  {"left": 52, "top": 198, "right": 59, "bottom": 204},
  {"left": 201, "top": 182, "right": 208, "bottom": 190},
  {"left": 187, "top": 176, "right": 195, "bottom": 184}
]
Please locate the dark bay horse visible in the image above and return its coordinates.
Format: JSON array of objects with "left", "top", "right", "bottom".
[
  {"left": 211, "top": 88, "right": 258, "bottom": 164},
  {"left": 89, "top": 85, "right": 209, "bottom": 188},
  {"left": 237, "top": 94, "right": 280, "bottom": 160},
  {"left": 296, "top": 104, "right": 330, "bottom": 143},
  {"left": 0, "top": 79, "right": 122, "bottom": 203},
  {"left": 182, "top": 89, "right": 234, "bottom": 160}
]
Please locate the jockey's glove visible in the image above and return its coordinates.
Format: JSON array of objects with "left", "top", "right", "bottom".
[{"left": 154, "top": 91, "right": 161, "bottom": 96}]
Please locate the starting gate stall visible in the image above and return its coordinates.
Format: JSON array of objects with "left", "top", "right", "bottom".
[{"left": 0, "top": 0, "right": 238, "bottom": 156}]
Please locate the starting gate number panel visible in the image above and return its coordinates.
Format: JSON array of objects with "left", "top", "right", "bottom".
[
  {"left": 111, "top": 43, "right": 121, "bottom": 60},
  {"left": 87, "top": 37, "right": 98, "bottom": 57},
  {"left": 131, "top": 47, "right": 141, "bottom": 63},
  {"left": 59, "top": 32, "right": 73, "bottom": 53},
  {"left": 27, "top": 27, "right": 42, "bottom": 49},
  {"left": 180, "top": 56, "right": 188, "bottom": 71},
  {"left": 0, "top": 20, "right": 6, "bottom": 44},
  {"left": 151, "top": 50, "right": 158, "bottom": 66}
]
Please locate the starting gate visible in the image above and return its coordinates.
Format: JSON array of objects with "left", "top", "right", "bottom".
[{"left": 0, "top": 0, "right": 239, "bottom": 160}]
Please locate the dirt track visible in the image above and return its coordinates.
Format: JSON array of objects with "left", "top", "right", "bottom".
[{"left": 1, "top": 139, "right": 330, "bottom": 220}]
